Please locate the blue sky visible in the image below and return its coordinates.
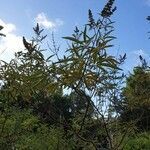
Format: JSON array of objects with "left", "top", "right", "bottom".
[{"left": 0, "top": 0, "right": 150, "bottom": 71}]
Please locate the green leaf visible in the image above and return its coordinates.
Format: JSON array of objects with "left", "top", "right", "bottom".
[
  {"left": 63, "top": 36, "right": 83, "bottom": 44},
  {"left": 83, "top": 26, "right": 87, "bottom": 42},
  {"left": 46, "top": 54, "right": 55, "bottom": 62}
]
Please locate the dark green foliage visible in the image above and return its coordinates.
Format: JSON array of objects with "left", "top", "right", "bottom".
[
  {"left": 124, "top": 67, "right": 150, "bottom": 107},
  {"left": 120, "top": 106, "right": 150, "bottom": 131},
  {"left": 0, "top": 107, "right": 74, "bottom": 150},
  {"left": 124, "top": 132, "right": 150, "bottom": 150},
  {"left": 120, "top": 66, "right": 150, "bottom": 131},
  {"left": 32, "top": 94, "right": 74, "bottom": 125}
]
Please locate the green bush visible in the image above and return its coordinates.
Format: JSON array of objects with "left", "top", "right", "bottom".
[
  {"left": 124, "top": 133, "right": 150, "bottom": 150},
  {"left": 0, "top": 108, "right": 74, "bottom": 150}
]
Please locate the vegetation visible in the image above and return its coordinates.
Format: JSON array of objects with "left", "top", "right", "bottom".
[
  {"left": 120, "top": 64, "right": 150, "bottom": 131},
  {"left": 0, "top": 0, "right": 150, "bottom": 149}
]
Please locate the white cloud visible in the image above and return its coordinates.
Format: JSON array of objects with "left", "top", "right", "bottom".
[
  {"left": 55, "top": 18, "right": 64, "bottom": 26},
  {"left": 35, "top": 12, "right": 63, "bottom": 30},
  {"left": 0, "top": 19, "right": 24, "bottom": 62}
]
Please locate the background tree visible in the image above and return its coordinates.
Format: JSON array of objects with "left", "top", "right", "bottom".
[{"left": 120, "top": 57, "right": 150, "bottom": 131}]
